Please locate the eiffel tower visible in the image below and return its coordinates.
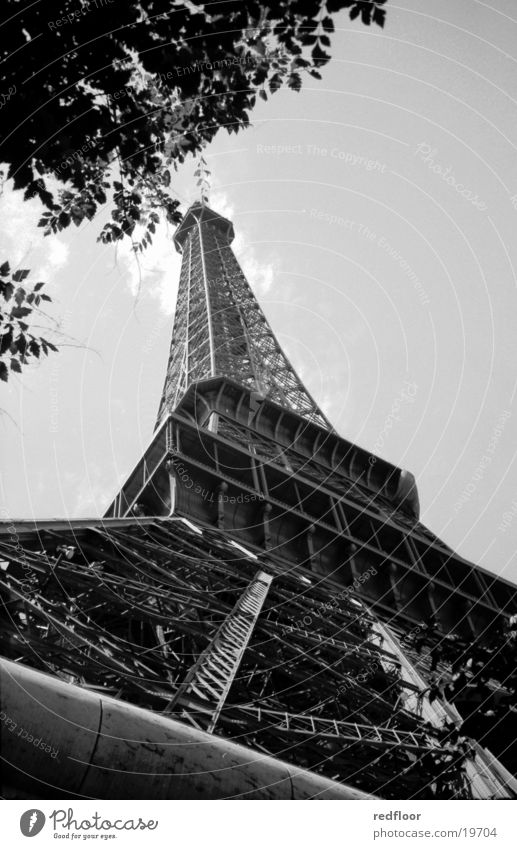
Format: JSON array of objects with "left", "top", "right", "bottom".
[{"left": 1, "top": 199, "right": 517, "bottom": 800}]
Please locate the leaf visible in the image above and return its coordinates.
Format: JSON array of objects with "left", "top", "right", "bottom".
[
  {"left": 0, "top": 331, "right": 12, "bottom": 355},
  {"left": 0, "top": 261, "right": 10, "bottom": 277},
  {"left": 40, "top": 294, "right": 52, "bottom": 302},
  {"left": 12, "top": 269, "right": 30, "bottom": 282},
  {"left": 269, "top": 72, "right": 283, "bottom": 93},
  {"left": 0, "top": 362, "right": 7, "bottom": 382},
  {"left": 71, "top": 205, "right": 84, "bottom": 226},
  {"left": 372, "top": 7, "right": 386, "bottom": 27},
  {"left": 14, "top": 288, "right": 26, "bottom": 305},
  {"left": 34, "top": 281, "right": 45, "bottom": 291},
  {"left": 312, "top": 44, "right": 330, "bottom": 66},
  {"left": 361, "top": 6, "right": 371, "bottom": 25},
  {"left": 10, "top": 358, "right": 22, "bottom": 373},
  {"left": 11, "top": 306, "right": 32, "bottom": 318},
  {"left": 2, "top": 282, "right": 14, "bottom": 301},
  {"left": 287, "top": 73, "right": 302, "bottom": 92},
  {"left": 29, "top": 340, "right": 40, "bottom": 358}
]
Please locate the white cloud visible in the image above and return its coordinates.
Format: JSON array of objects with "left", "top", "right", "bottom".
[
  {"left": 0, "top": 183, "right": 69, "bottom": 281},
  {"left": 210, "top": 189, "right": 276, "bottom": 295},
  {"left": 108, "top": 188, "right": 275, "bottom": 320},
  {"left": 115, "top": 215, "right": 181, "bottom": 314},
  {"left": 236, "top": 244, "right": 275, "bottom": 295},
  {"left": 72, "top": 463, "right": 118, "bottom": 517},
  {"left": 209, "top": 190, "right": 236, "bottom": 222}
]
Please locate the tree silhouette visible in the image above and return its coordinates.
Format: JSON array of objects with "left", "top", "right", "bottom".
[{"left": 0, "top": 0, "right": 386, "bottom": 379}]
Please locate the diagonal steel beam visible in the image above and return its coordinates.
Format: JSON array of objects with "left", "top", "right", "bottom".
[{"left": 164, "top": 569, "right": 272, "bottom": 732}]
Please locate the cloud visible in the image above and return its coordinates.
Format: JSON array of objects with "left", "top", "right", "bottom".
[
  {"left": 72, "top": 463, "right": 122, "bottom": 517},
  {"left": 0, "top": 183, "right": 69, "bottom": 281},
  {"left": 210, "top": 189, "right": 276, "bottom": 295},
  {"left": 115, "top": 215, "right": 181, "bottom": 314},
  {"left": 236, "top": 244, "right": 275, "bottom": 295},
  {"left": 109, "top": 188, "right": 275, "bottom": 320}
]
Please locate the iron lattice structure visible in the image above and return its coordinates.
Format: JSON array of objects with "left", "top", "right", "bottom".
[
  {"left": 155, "top": 203, "right": 330, "bottom": 429},
  {"left": 0, "top": 518, "right": 496, "bottom": 800},
  {"left": 2, "top": 200, "right": 517, "bottom": 800}
]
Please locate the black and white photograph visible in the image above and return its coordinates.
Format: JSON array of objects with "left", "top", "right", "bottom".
[{"left": 1, "top": 0, "right": 517, "bottom": 844}]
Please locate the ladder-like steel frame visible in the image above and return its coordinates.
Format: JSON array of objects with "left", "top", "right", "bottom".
[
  {"left": 156, "top": 203, "right": 330, "bottom": 429},
  {"left": 165, "top": 569, "right": 273, "bottom": 733}
]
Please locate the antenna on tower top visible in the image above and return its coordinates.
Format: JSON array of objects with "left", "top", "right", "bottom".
[{"left": 194, "top": 155, "right": 211, "bottom": 204}]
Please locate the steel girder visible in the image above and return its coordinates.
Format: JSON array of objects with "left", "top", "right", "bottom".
[
  {"left": 155, "top": 203, "right": 330, "bottom": 429},
  {"left": 0, "top": 517, "right": 486, "bottom": 799}
]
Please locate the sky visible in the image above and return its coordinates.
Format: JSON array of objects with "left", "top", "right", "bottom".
[{"left": 2, "top": 0, "right": 517, "bottom": 585}]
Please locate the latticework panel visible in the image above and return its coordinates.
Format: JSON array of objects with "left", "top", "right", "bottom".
[
  {"left": 156, "top": 205, "right": 329, "bottom": 429},
  {"left": 0, "top": 518, "right": 476, "bottom": 799}
]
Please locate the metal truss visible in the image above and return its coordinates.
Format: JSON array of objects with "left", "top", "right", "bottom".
[
  {"left": 4, "top": 206, "right": 517, "bottom": 802},
  {"left": 0, "top": 517, "right": 490, "bottom": 799},
  {"left": 165, "top": 569, "right": 273, "bottom": 732},
  {"left": 155, "top": 203, "right": 330, "bottom": 429}
]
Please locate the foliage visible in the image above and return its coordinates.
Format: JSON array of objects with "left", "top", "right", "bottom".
[
  {"left": 0, "top": 262, "right": 56, "bottom": 383},
  {"left": 0, "top": 0, "right": 386, "bottom": 376}
]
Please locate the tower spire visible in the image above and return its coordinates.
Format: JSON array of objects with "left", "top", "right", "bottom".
[
  {"left": 194, "top": 155, "right": 211, "bottom": 204},
  {"left": 4, "top": 188, "right": 517, "bottom": 802},
  {"left": 155, "top": 200, "right": 331, "bottom": 429}
]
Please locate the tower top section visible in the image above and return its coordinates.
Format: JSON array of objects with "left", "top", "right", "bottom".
[
  {"left": 173, "top": 202, "right": 234, "bottom": 252},
  {"left": 157, "top": 198, "right": 332, "bottom": 429}
]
